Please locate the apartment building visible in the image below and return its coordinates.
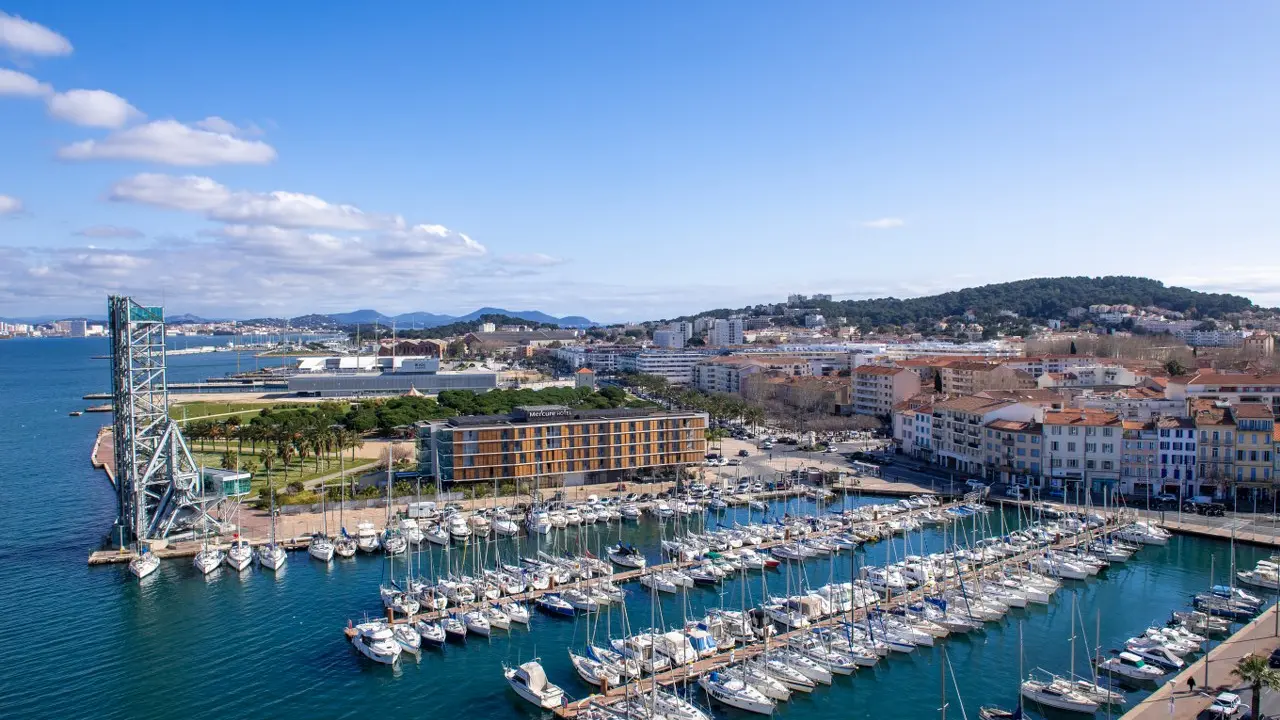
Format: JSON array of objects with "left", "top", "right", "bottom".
[
  {"left": 931, "top": 396, "right": 1039, "bottom": 476},
  {"left": 1075, "top": 387, "right": 1185, "bottom": 420},
  {"left": 1036, "top": 365, "right": 1140, "bottom": 389},
  {"left": 937, "top": 361, "right": 1035, "bottom": 396},
  {"left": 1193, "top": 399, "right": 1236, "bottom": 495},
  {"left": 891, "top": 394, "right": 940, "bottom": 458},
  {"left": 983, "top": 419, "right": 1043, "bottom": 485},
  {"left": 851, "top": 365, "right": 921, "bottom": 417},
  {"left": 1155, "top": 417, "right": 1198, "bottom": 497},
  {"left": 1232, "top": 403, "right": 1275, "bottom": 492},
  {"left": 1168, "top": 372, "right": 1280, "bottom": 416},
  {"left": 1002, "top": 354, "right": 1108, "bottom": 378},
  {"left": 616, "top": 350, "right": 708, "bottom": 384},
  {"left": 710, "top": 318, "right": 745, "bottom": 347},
  {"left": 417, "top": 405, "right": 708, "bottom": 485},
  {"left": 691, "top": 355, "right": 809, "bottom": 395},
  {"left": 1041, "top": 409, "right": 1123, "bottom": 497},
  {"left": 652, "top": 329, "right": 685, "bottom": 349},
  {"left": 1119, "top": 420, "right": 1159, "bottom": 497}
]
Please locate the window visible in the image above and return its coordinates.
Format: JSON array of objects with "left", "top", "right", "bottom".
[
  {"left": 1086, "top": 460, "right": 1095, "bottom": 469},
  {"left": 1051, "top": 441, "right": 1060, "bottom": 452},
  {"left": 1069, "top": 427, "right": 1079, "bottom": 436},
  {"left": 1160, "top": 429, "right": 1170, "bottom": 438},
  {"left": 1031, "top": 449, "right": 1040, "bottom": 458},
  {"left": 1161, "top": 454, "right": 1168, "bottom": 464},
  {"left": 1103, "top": 444, "right": 1113, "bottom": 453},
  {"left": 1103, "top": 427, "right": 1114, "bottom": 437},
  {"left": 1102, "top": 461, "right": 1113, "bottom": 470},
  {"left": 1017, "top": 448, "right": 1026, "bottom": 456},
  {"left": 1067, "top": 459, "right": 1079, "bottom": 468},
  {"left": 1067, "top": 442, "right": 1077, "bottom": 452},
  {"left": 1086, "top": 427, "right": 1096, "bottom": 436},
  {"left": 1160, "top": 441, "right": 1170, "bottom": 450},
  {"left": 1086, "top": 443, "right": 1097, "bottom": 453},
  {"left": 1051, "top": 426, "right": 1062, "bottom": 435}
]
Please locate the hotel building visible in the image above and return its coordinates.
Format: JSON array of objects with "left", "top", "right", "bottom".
[{"left": 417, "top": 405, "right": 708, "bottom": 485}]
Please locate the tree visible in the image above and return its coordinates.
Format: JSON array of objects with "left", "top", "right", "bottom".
[
  {"left": 1231, "top": 654, "right": 1280, "bottom": 720},
  {"left": 1069, "top": 340, "right": 1077, "bottom": 355},
  {"left": 219, "top": 449, "right": 240, "bottom": 471},
  {"left": 1164, "top": 358, "right": 1189, "bottom": 377},
  {"left": 933, "top": 372, "right": 943, "bottom": 393}
]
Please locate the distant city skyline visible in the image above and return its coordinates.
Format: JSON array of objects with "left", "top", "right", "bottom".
[{"left": 2, "top": 3, "right": 1278, "bottom": 321}]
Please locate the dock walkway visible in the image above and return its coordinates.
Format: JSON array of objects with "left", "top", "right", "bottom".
[{"left": 1120, "top": 605, "right": 1280, "bottom": 720}]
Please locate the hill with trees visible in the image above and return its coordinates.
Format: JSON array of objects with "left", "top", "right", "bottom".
[{"left": 672, "top": 276, "right": 1255, "bottom": 329}]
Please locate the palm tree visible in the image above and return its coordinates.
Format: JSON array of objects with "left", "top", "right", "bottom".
[{"left": 1231, "top": 653, "right": 1280, "bottom": 720}]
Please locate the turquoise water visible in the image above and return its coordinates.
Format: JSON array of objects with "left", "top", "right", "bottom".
[{"left": 1, "top": 337, "right": 1274, "bottom": 720}]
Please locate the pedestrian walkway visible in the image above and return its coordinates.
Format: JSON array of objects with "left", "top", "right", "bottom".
[{"left": 1121, "top": 605, "right": 1280, "bottom": 720}]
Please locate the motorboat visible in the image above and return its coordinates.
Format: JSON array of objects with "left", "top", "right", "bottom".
[
  {"left": 493, "top": 514, "right": 520, "bottom": 537},
  {"left": 608, "top": 543, "right": 647, "bottom": 569},
  {"left": 415, "top": 619, "right": 446, "bottom": 648},
  {"left": 447, "top": 514, "right": 473, "bottom": 540},
  {"left": 612, "top": 634, "right": 673, "bottom": 674},
  {"left": 351, "top": 621, "right": 402, "bottom": 665},
  {"left": 698, "top": 670, "right": 776, "bottom": 715},
  {"left": 193, "top": 544, "right": 223, "bottom": 575},
  {"left": 309, "top": 532, "right": 335, "bottom": 562},
  {"left": 130, "top": 551, "right": 160, "bottom": 580},
  {"left": 505, "top": 659, "right": 565, "bottom": 709},
  {"left": 1096, "top": 651, "right": 1166, "bottom": 682},
  {"left": 562, "top": 589, "right": 600, "bottom": 612},
  {"left": 684, "top": 623, "right": 719, "bottom": 659},
  {"left": 469, "top": 513, "right": 492, "bottom": 535},
  {"left": 1021, "top": 678, "right": 1099, "bottom": 713},
  {"left": 398, "top": 517, "right": 424, "bottom": 545},
  {"left": 1114, "top": 521, "right": 1171, "bottom": 546},
  {"left": 225, "top": 536, "right": 253, "bottom": 571},
  {"left": 536, "top": 593, "right": 577, "bottom": 617},
  {"left": 355, "top": 522, "right": 381, "bottom": 552},
  {"left": 654, "top": 630, "right": 699, "bottom": 667}
]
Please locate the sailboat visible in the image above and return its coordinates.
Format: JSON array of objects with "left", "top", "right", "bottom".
[
  {"left": 309, "top": 479, "right": 336, "bottom": 562},
  {"left": 130, "top": 548, "right": 160, "bottom": 579},
  {"left": 335, "top": 459, "right": 358, "bottom": 558},
  {"left": 257, "top": 485, "right": 287, "bottom": 571},
  {"left": 193, "top": 524, "right": 224, "bottom": 575}
]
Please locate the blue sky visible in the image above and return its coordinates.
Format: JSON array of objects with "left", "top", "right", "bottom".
[{"left": 1, "top": 3, "right": 1278, "bottom": 321}]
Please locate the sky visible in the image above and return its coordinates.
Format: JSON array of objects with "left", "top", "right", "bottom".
[{"left": 1, "top": 3, "right": 1278, "bottom": 322}]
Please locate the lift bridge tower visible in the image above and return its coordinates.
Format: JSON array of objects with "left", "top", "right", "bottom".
[{"left": 108, "top": 296, "right": 218, "bottom": 542}]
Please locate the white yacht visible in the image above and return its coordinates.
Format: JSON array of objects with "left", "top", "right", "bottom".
[
  {"left": 608, "top": 543, "right": 647, "bottom": 569},
  {"left": 382, "top": 529, "right": 408, "bottom": 556},
  {"left": 334, "top": 532, "right": 357, "bottom": 558},
  {"left": 130, "top": 551, "right": 160, "bottom": 580},
  {"left": 447, "top": 514, "right": 472, "bottom": 540},
  {"left": 225, "top": 536, "right": 253, "bottom": 571},
  {"left": 308, "top": 532, "right": 335, "bottom": 562},
  {"left": 193, "top": 544, "right": 223, "bottom": 575},
  {"left": 1021, "top": 678, "right": 1099, "bottom": 713},
  {"left": 424, "top": 524, "right": 449, "bottom": 545},
  {"left": 493, "top": 513, "right": 520, "bottom": 537},
  {"left": 502, "top": 601, "right": 531, "bottom": 625},
  {"left": 351, "top": 621, "right": 402, "bottom": 665},
  {"left": 355, "top": 522, "right": 381, "bottom": 552},
  {"left": 397, "top": 517, "right": 424, "bottom": 545},
  {"left": 392, "top": 623, "right": 421, "bottom": 654},
  {"left": 463, "top": 610, "right": 491, "bottom": 636},
  {"left": 527, "top": 510, "right": 552, "bottom": 535},
  {"left": 504, "top": 660, "right": 565, "bottom": 709},
  {"left": 1096, "top": 651, "right": 1166, "bottom": 682},
  {"left": 699, "top": 670, "right": 776, "bottom": 715}
]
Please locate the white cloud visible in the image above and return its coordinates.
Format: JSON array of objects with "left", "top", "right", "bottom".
[
  {"left": 0, "top": 68, "right": 51, "bottom": 97},
  {"left": 209, "top": 190, "right": 400, "bottom": 231},
  {"left": 74, "top": 225, "right": 144, "bottom": 239},
  {"left": 59, "top": 119, "right": 277, "bottom": 165},
  {"left": 496, "top": 252, "right": 565, "bottom": 267},
  {"left": 109, "top": 173, "right": 231, "bottom": 211},
  {"left": 47, "top": 89, "right": 143, "bottom": 128},
  {"left": 0, "top": 12, "right": 73, "bottom": 56},
  {"left": 861, "top": 217, "right": 905, "bottom": 229},
  {"left": 0, "top": 194, "right": 23, "bottom": 215},
  {"left": 193, "top": 116, "right": 240, "bottom": 135}
]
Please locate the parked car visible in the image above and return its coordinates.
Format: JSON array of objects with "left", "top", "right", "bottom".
[
  {"left": 964, "top": 480, "right": 987, "bottom": 492},
  {"left": 737, "top": 449, "right": 750, "bottom": 457},
  {"left": 1206, "top": 692, "right": 1241, "bottom": 717},
  {"left": 1269, "top": 647, "right": 1280, "bottom": 669},
  {"left": 1005, "top": 486, "right": 1027, "bottom": 499}
]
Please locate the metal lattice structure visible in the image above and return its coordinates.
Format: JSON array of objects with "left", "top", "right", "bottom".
[{"left": 109, "top": 296, "right": 217, "bottom": 541}]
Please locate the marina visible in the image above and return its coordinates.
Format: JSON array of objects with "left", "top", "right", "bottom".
[{"left": 6, "top": 338, "right": 1280, "bottom": 720}]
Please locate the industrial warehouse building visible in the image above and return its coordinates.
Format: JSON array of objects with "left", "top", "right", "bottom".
[
  {"left": 287, "top": 358, "right": 498, "bottom": 397},
  {"left": 417, "top": 405, "right": 708, "bottom": 486}
]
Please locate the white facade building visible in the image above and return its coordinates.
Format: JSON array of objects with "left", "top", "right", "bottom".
[
  {"left": 711, "top": 318, "right": 745, "bottom": 347},
  {"left": 617, "top": 350, "right": 707, "bottom": 384},
  {"left": 652, "top": 329, "right": 685, "bottom": 349}
]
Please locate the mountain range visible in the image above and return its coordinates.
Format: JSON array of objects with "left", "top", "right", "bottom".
[{"left": 322, "top": 307, "right": 595, "bottom": 328}]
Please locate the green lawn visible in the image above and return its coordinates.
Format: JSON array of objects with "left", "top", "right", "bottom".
[
  {"left": 188, "top": 447, "right": 377, "bottom": 501},
  {"left": 170, "top": 401, "right": 267, "bottom": 423}
]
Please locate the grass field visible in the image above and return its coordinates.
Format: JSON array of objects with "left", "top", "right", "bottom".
[
  {"left": 189, "top": 446, "right": 377, "bottom": 502},
  {"left": 170, "top": 401, "right": 268, "bottom": 423}
]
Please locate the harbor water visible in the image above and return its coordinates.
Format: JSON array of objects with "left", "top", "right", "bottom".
[{"left": 1, "top": 337, "right": 1274, "bottom": 720}]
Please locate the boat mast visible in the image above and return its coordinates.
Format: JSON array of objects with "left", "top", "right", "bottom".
[{"left": 939, "top": 644, "right": 948, "bottom": 720}]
